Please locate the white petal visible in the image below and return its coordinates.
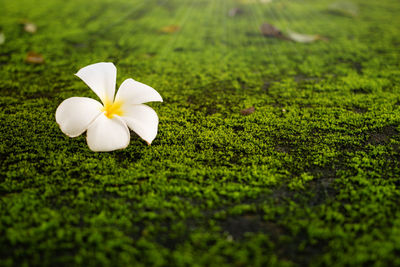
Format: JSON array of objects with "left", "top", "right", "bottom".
[
  {"left": 75, "top": 62, "right": 117, "bottom": 104},
  {"left": 121, "top": 104, "right": 159, "bottom": 145},
  {"left": 86, "top": 114, "right": 130, "bottom": 152},
  {"left": 115, "top": 78, "right": 163, "bottom": 105},
  {"left": 55, "top": 97, "right": 103, "bottom": 137}
]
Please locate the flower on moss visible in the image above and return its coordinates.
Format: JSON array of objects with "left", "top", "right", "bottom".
[{"left": 56, "top": 62, "right": 163, "bottom": 152}]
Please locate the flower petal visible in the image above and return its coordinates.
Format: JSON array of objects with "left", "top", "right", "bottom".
[
  {"left": 86, "top": 114, "right": 130, "bottom": 152},
  {"left": 75, "top": 62, "right": 117, "bottom": 104},
  {"left": 55, "top": 97, "right": 103, "bottom": 138},
  {"left": 115, "top": 78, "right": 163, "bottom": 105},
  {"left": 121, "top": 104, "right": 159, "bottom": 145}
]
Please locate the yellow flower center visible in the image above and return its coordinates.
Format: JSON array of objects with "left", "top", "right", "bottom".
[{"left": 102, "top": 100, "right": 123, "bottom": 118}]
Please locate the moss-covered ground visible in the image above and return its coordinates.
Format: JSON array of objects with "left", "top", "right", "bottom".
[{"left": 1, "top": 0, "right": 400, "bottom": 266}]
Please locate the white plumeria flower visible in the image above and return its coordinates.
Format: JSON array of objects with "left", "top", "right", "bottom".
[{"left": 56, "top": 62, "right": 163, "bottom": 152}]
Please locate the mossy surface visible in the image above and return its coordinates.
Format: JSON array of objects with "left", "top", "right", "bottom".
[{"left": 1, "top": 0, "right": 400, "bottom": 266}]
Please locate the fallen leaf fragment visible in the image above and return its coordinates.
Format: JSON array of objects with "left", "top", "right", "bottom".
[
  {"left": 228, "top": 7, "right": 244, "bottom": 17},
  {"left": 24, "top": 22, "right": 37, "bottom": 33},
  {"left": 260, "top": 23, "right": 288, "bottom": 40},
  {"left": 160, "top": 25, "right": 180, "bottom": 33},
  {"left": 260, "top": 24, "right": 328, "bottom": 43},
  {"left": 0, "top": 32, "right": 5, "bottom": 45},
  {"left": 287, "top": 31, "right": 326, "bottom": 43},
  {"left": 328, "top": 1, "right": 358, "bottom": 17},
  {"left": 25, "top": 52, "right": 44, "bottom": 64},
  {"left": 240, "top": 106, "right": 255, "bottom": 115}
]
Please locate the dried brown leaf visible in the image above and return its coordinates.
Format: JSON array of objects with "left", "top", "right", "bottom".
[
  {"left": 160, "top": 25, "right": 180, "bottom": 34},
  {"left": 240, "top": 106, "right": 255, "bottom": 115},
  {"left": 228, "top": 8, "right": 244, "bottom": 17},
  {"left": 260, "top": 23, "right": 288, "bottom": 40},
  {"left": 25, "top": 51, "right": 44, "bottom": 64}
]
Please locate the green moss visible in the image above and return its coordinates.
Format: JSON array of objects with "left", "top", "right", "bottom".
[{"left": 1, "top": 0, "right": 400, "bottom": 266}]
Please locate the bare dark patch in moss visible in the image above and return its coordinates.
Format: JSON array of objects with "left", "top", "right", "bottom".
[
  {"left": 351, "top": 106, "right": 368, "bottom": 114},
  {"left": 308, "top": 177, "right": 337, "bottom": 206},
  {"left": 222, "top": 215, "right": 268, "bottom": 240},
  {"left": 275, "top": 144, "right": 293, "bottom": 154},
  {"left": 352, "top": 62, "right": 363, "bottom": 74},
  {"left": 187, "top": 80, "right": 243, "bottom": 115},
  {"left": 113, "top": 149, "right": 144, "bottom": 167},
  {"left": 0, "top": 52, "right": 12, "bottom": 65},
  {"left": 368, "top": 125, "right": 398, "bottom": 145},
  {"left": 352, "top": 87, "right": 372, "bottom": 94}
]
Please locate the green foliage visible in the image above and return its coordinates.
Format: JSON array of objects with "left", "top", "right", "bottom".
[{"left": 1, "top": 0, "right": 400, "bottom": 266}]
